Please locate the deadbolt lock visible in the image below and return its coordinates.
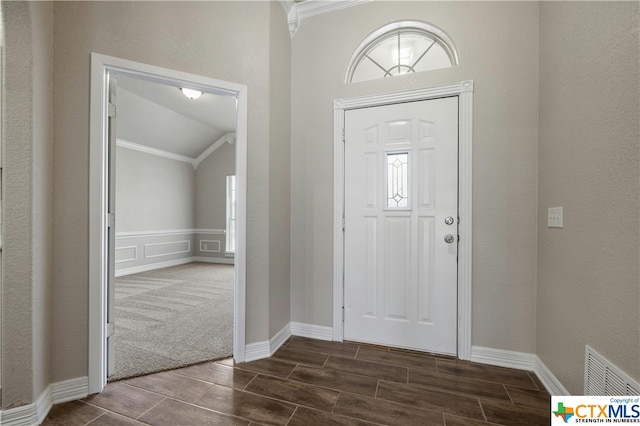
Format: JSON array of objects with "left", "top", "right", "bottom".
[{"left": 444, "top": 216, "right": 455, "bottom": 225}]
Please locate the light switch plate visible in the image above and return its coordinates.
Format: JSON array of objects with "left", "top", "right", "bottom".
[{"left": 548, "top": 207, "right": 563, "bottom": 228}]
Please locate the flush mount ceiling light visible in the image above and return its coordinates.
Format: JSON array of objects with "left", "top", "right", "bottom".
[{"left": 180, "top": 88, "right": 202, "bottom": 99}]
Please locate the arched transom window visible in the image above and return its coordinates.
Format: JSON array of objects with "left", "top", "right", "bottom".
[{"left": 346, "top": 21, "right": 459, "bottom": 83}]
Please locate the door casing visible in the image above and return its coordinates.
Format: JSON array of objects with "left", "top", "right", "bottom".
[
  {"left": 333, "top": 81, "right": 474, "bottom": 359},
  {"left": 89, "top": 53, "right": 248, "bottom": 394}
]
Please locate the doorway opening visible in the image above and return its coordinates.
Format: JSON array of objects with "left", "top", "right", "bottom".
[
  {"left": 333, "top": 81, "right": 474, "bottom": 360},
  {"left": 109, "top": 73, "right": 237, "bottom": 380},
  {"left": 89, "top": 53, "right": 248, "bottom": 394}
]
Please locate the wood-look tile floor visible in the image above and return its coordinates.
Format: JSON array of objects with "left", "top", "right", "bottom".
[{"left": 43, "top": 337, "right": 551, "bottom": 425}]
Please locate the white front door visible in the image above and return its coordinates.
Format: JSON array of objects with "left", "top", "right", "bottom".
[{"left": 344, "top": 96, "right": 459, "bottom": 355}]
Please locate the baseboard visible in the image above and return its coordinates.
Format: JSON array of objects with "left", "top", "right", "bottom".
[
  {"left": 0, "top": 376, "right": 88, "bottom": 426},
  {"left": 535, "top": 355, "right": 570, "bottom": 396},
  {"left": 51, "top": 376, "right": 89, "bottom": 404},
  {"left": 192, "top": 256, "right": 235, "bottom": 265},
  {"left": 290, "top": 322, "right": 333, "bottom": 341},
  {"left": 244, "top": 323, "right": 292, "bottom": 363},
  {"left": 115, "top": 257, "right": 193, "bottom": 277},
  {"left": 470, "top": 345, "right": 569, "bottom": 396},
  {"left": 471, "top": 345, "right": 536, "bottom": 371}
]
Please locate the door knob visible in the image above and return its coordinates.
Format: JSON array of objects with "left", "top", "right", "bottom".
[
  {"left": 444, "top": 216, "right": 455, "bottom": 225},
  {"left": 444, "top": 234, "right": 455, "bottom": 244}
]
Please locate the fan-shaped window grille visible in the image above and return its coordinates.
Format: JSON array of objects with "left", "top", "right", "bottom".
[{"left": 346, "top": 21, "right": 458, "bottom": 83}]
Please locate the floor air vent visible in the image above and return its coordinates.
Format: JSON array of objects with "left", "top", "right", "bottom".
[{"left": 584, "top": 345, "right": 640, "bottom": 395}]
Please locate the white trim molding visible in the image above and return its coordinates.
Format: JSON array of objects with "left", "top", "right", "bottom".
[
  {"left": 0, "top": 377, "right": 88, "bottom": 426},
  {"left": 115, "top": 257, "right": 194, "bottom": 277},
  {"left": 536, "top": 356, "right": 571, "bottom": 396},
  {"left": 471, "top": 346, "right": 536, "bottom": 371},
  {"left": 283, "top": 0, "right": 371, "bottom": 36},
  {"left": 143, "top": 240, "right": 191, "bottom": 259},
  {"left": 116, "top": 229, "right": 225, "bottom": 238},
  {"left": 470, "top": 345, "right": 570, "bottom": 396},
  {"left": 192, "top": 132, "right": 235, "bottom": 169},
  {"left": 116, "top": 138, "right": 195, "bottom": 165},
  {"left": 117, "top": 134, "right": 235, "bottom": 170},
  {"left": 333, "top": 81, "right": 474, "bottom": 360},
  {"left": 290, "top": 322, "right": 333, "bottom": 341},
  {"left": 244, "top": 323, "right": 292, "bottom": 362}
]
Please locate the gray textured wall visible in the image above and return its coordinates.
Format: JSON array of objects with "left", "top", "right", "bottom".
[
  {"left": 537, "top": 1, "right": 640, "bottom": 393},
  {"left": 2, "top": 0, "right": 53, "bottom": 408}
]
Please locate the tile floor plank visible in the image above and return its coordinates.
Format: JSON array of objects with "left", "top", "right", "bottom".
[
  {"left": 504, "top": 385, "right": 551, "bottom": 410},
  {"left": 324, "top": 355, "right": 408, "bottom": 382},
  {"left": 436, "top": 358, "right": 538, "bottom": 389},
  {"left": 235, "top": 357, "right": 297, "bottom": 378},
  {"left": 333, "top": 392, "right": 445, "bottom": 425},
  {"left": 173, "top": 361, "right": 257, "bottom": 389},
  {"left": 408, "top": 368, "right": 511, "bottom": 401},
  {"left": 480, "top": 399, "right": 548, "bottom": 425},
  {"left": 124, "top": 370, "right": 213, "bottom": 403},
  {"left": 287, "top": 337, "right": 360, "bottom": 358},
  {"left": 194, "top": 383, "right": 297, "bottom": 425},
  {"left": 288, "top": 406, "right": 379, "bottom": 426},
  {"left": 288, "top": 365, "right": 379, "bottom": 397},
  {"left": 356, "top": 345, "right": 439, "bottom": 371},
  {"left": 139, "top": 398, "right": 249, "bottom": 425},
  {"left": 272, "top": 345, "right": 329, "bottom": 367},
  {"left": 42, "top": 401, "right": 106, "bottom": 426},
  {"left": 244, "top": 374, "right": 339, "bottom": 412},
  {"left": 87, "top": 412, "right": 149, "bottom": 425},
  {"left": 376, "top": 380, "right": 485, "bottom": 420},
  {"left": 83, "top": 381, "right": 165, "bottom": 419}
]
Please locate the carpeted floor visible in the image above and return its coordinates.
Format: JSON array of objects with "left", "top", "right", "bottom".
[{"left": 110, "top": 262, "right": 234, "bottom": 381}]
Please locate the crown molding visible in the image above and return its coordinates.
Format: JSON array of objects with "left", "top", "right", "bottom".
[
  {"left": 283, "top": 0, "right": 371, "bottom": 37},
  {"left": 192, "top": 132, "right": 235, "bottom": 170},
  {"left": 116, "top": 138, "right": 195, "bottom": 165},
  {"left": 117, "top": 134, "right": 235, "bottom": 170}
]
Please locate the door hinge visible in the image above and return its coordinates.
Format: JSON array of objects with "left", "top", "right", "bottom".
[
  {"left": 342, "top": 217, "right": 345, "bottom": 232},
  {"left": 342, "top": 128, "right": 345, "bottom": 142},
  {"left": 342, "top": 306, "right": 345, "bottom": 322},
  {"left": 107, "top": 212, "right": 115, "bottom": 228},
  {"left": 107, "top": 322, "right": 115, "bottom": 338},
  {"left": 108, "top": 103, "right": 116, "bottom": 118}
]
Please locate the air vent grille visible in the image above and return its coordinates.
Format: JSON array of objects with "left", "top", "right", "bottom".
[{"left": 585, "top": 345, "right": 639, "bottom": 396}]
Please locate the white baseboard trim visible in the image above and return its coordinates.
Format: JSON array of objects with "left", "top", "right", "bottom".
[
  {"left": 535, "top": 355, "right": 570, "bottom": 396},
  {"left": 290, "top": 322, "right": 333, "bottom": 341},
  {"left": 244, "top": 323, "right": 292, "bottom": 363},
  {"left": 115, "top": 256, "right": 233, "bottom": 277},
  {"left": 51, "top": 376, "right": 89, "bottom": 404},
  {"left": 115, "top": 257, "right": 193, "bottom": 277},
  {"left": 470, "top": 345, "right": 569, "bottom": 396},
  {"left": 471, "top": 345, "right": 536, "bottom": 371},
  {"left": 0, "top": 376, "right": 88, "bottom": 426},
  {"left": 270, "top": 323, "right": 292, "bottom": 353},
  {"left": 193, "top": 256, "right": 235, "bottom": 265},
  {"left": 244, "top": 340, "right": 271, "bottom": 362}
]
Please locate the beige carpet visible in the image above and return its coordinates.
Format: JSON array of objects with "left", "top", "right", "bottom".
[{"left": 111, "top": 262, "right": 233, "bottom": 381}]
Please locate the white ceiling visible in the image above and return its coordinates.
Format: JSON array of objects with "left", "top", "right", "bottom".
[{"left": 115, "top": 73, "right": 237, "bottom": 158}]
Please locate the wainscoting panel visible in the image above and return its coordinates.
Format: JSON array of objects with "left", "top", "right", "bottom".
[
  {"left": 194, "top": 230, "right": 229, "bottom": 262},
  {"left": 144, "top": 240, "right": 191, "bottom": 258},
  {"left": 115, "top": 229, "right": 231, "bottom": 276}
]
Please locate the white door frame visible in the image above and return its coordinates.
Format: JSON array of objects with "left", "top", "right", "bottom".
[
  {"left": 333, "top": 81, "right": 474, "bottom": 360},
  {"left": 88, "top": 53, "right": 248, "bottom": 394}
]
